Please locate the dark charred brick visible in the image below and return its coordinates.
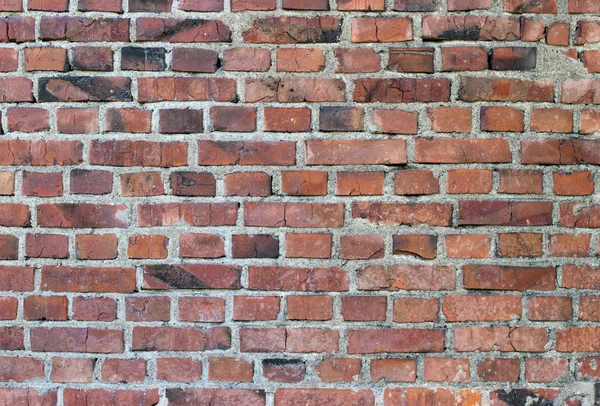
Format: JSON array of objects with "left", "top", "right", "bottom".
[
  {"left": 143, "top": 264, "right": 241, "bottom": 289},
  {"left": 70, "top": 169, "right": 113, "bottom": 195},
  {"left": 263, "top": 359, "right": 306, "bottom": 382},
  {"left": 319, "top": 107, "right": 364, "bottom": 132},
  {"left": 493, "top": 389, "right": 557, "bottom": 406},
  {"left": 129, "top": 0, "right": 172, "bottom": 11},
  {"left": 172, "top": 48, "right": 218, "bottom": 73},
  {"left": 38, "top": 77, "right": 132, "bottom": 102},
  {"left": 121, "top": 47, "right": 166, "bottom": 71},
  {"left": 243, "top": 17, "right": 342, "bottom": 43},
  {"left": 491, "top": 47, "right": 537, "bottom": 70},
  {"left": 232, "top": 235, "right": 279, "bottom": 258},
  {"left": 71, "top": 47, "right": 113, "bottom": 71},
  {"left": 159, "top": 109, "right": 203, "bottom": 134},
  {"left": 171, "top": 172, "right": 216, "bottom": 196}
]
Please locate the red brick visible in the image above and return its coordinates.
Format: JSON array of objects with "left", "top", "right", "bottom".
[
  {"left": 578, "top": 357, "right": 600, "bottom": 379},
  {"left": 562, "top": 264, "right": 600, "bottom": 289},
  {"left": 441, "top": 46, "right": 488, "bottom": 71},
  {"left": 105, "top": 108, "right": 151, "bottom": 133},
  {"left": 0, "top": 77, "right": 33, "bottom": 102},
  {"left": 7, "top": 108, "right": 49, "bottom": 133},
  {"left": 337, "top": 171, "right": 383, "bottom": 196},
  {"left": 549, "top": 233, "right": 590, "bottom": 257},
  {"left": 132, "top": 326, "right": 230, "bottom": 351},
  {"left": 234, "top": 296, "right": 280, "bottom": 321},
  {"left": 0, "top": 235, "right": 17, "bottom": 260},
  {"left": 248, "top": 266, "right": 348, "bottom": 291},
  {"left": 57, "top": 108, "right": 98, "bottom": 134},
  {"left": 354, "top": 78, "right": 450, "bottom": 103},
  {"left": 156, "top": 358, "right": 202, "bottom": 382},
  {"left": 347, "top": 329, "right": 444, "bottom": 353},
  {"left": 90, "top": 140, "right": 187, "bottom": 167},
  {"left": 393, "top": 234, "right": 437, "bottom": 259},
  {"left": 64, "top": 389, "right": 159, "bottom": 406},
  {"left": 263, "top": 359, "right": 305, "bottom": 383},
  {"left": 245, "top": 202, "right": 344, "bottom": 228},
  {"left": 372, "top": 109, "right": 418, "bottom": 134},
  {"left": 232, "top": 0, "right": 274, "bottom": 10},
  {"left": 557, "top": 327, "right": 600, "bottom": 352},
  {"left": 138, "top": 77, "right": 236, "bottom": 102},
  {"left": 0, "top": 140, "right": 81, "bottom": 166},
  {"left": 172, "top": 47, "right": 217, "bottom": 72},
  {"left": 224, "top": 172, "right": 271, "bottom": 197},
  {"left": 575, "top": 21, "right": 600, "bottom": 44},
  {"left": 179, "top": 233, "right": 225, "bottom": 258},
  {"left": 223, "top": 48, "right": 271, "bottom": 71},
  {"left": 315, "top": 358, "right": 360, "bottom": 382},
  {"left": 443, "top": 295, "right": 522, "bottom": 321},
  {"left": 526, "top": 358, "right": 569, "bottom": 382},
  {"left": 71, "top": 46, "right": 113, "bottom": 70},
  {"left": 338, "top": 0, "right": 383, "bottom": 9},
  {"left": 286, "top": 233, "right": 332, "bottom": 259},
  {"left": 159, "top": 109, "right": 203, "bottom": 134},
  {"left": 286, "top": 328, "right": 338, "bottom": 353},
  {"left": 0, "top": 173, "right": 14, "bottom": 196},
  {"left": 209, "top": 357, "right": 253, "bottom": 382},
  {"left": 521, "top": 18, "right": 546, "bottom": 41},
  {"left": 306, "top": 140, "right": 406, "bottom": 165},
  {"left": 126, "top": 296, "right": 170, "bottom": 322},
  {"left": 22, "top": 172, "right": 62, "bottom": 197},
  {"left": 547, "top": 21, "right": 570, "bottom": 45},
  {"left": 579, "top": 296, "right": 600, "bottom": 321},
  {"left": 121, "top": 172, "right": 164, "bottom": 197},
  {"left": 531, "top": 108, "right": 573, "bottom": 132},
  {"left": 281, "top": 171, "right": 328, "bottom": 196},
  {"left": 554, "top": 171, "right": 594, "bottom": 195},
  {"left": 101, "top": 359, "right": 146, "bottom": 383},
  {"left": 23, "top": 295, "right": 67, "bottom": 321},
  {"left": 211, "top": 106, "right": 256, "bottom": 132},
  {"left": 447, "top": 169, "right": 492, "bottom": 194},
  {"left": 70, "top": 169, "right": 112, "bottom": 195},
  {"left": 341, "top": 296, "right": 386, "bottom": 321},
  {"left": 458, "top": 201, "right": 552, "bottom": 225},
  {"left": 353, "top": 202, "right": 452, "bottom": 226},
  {"left": 287, "top": 295, "right": 332, "bottom": 320},
  {"left": 320, "top": 106, "right": 364, "bottom": 131},
  {"left": 562, "top": 79, "right": 600, "bottom": 104},
  {"left": 72, "top": 297, "right": 117, "bottom": 321},
  {"left": 24, "top": 47, "right": 68, "bottom": 71},
  {"left": 481, "top": 106, "right": 524, "bottom": 132},
  {"left": 178, "top": 297, "right": 225, "bottom": 322},
  {"left": 464, "top": 265, "right": 555, "bottom": 290},
  {"left": 499, "top": 169, "right": 543, "bottom": 194},
  {"left": 51, "top": 358, "right": 94, "bottom": 383},
  {"left": 41, "top": 266, "right": 136, "bottom": 293},
  {"left": 178, "top": 0, "right": 222, "bottom": 10},
  {"left": 246, "top": 78, "right": 344, "bottom": 102},
  {"left": 166, "top": 389, "right": 263, "bottom": 406},
  {"left": 75, "top": 234, "right": 118, "bottom": 260},
  {"left": 371, "top": 359, "right": 416, "bottom": 382},
  {"left": 395, "top": 170, "right": 439, "bottom": 195},
  {"left": 388, "top": 48, "right": 433, "bottom": 73},
  {"left": 335, "top": 48, "right": 380, "bottom": 73},
  {"left": 136, "top": 18, "right": 230, "bottom": 42},
  {"left": 423, "top": 15, "right": 520, "bottom": 41},
  {"left": 0, "top": 49, "right": 17, "bottom": 72},
  {"left": 424, "top": 358, "right": 470, "bottom": 382},
  {"left": 340, "top": 235, "right": 384, "bottom": 260},
  {"left": 198, "top": 141, "right": 295, "bottom": 166},
  {"left": 31, "top": 327, "right": 124, "bottom": 353},
  {"left": 497, "top": 233, "right": 544, "bottom": 258},
  {"left": 352, "top": 17, "right": 412, "bottom": 42},
  {"left": 0, "top": 357, "right": 44, "bottom": 382},
  {"left": 138, "top": 203, "right": 238, "bottom": 227},
  {"left": 243, "top": 16, "right": 341, "bottom": 42},
  {"left": 26, "top": 234, "right": 68, "bottom": 259},
  {"left": 277, "top": 48, "right": 324, "bottom": 72},
  {"left": 171, "top": 172, "right": 215, "bottom": 197},
  {"left": 275, "top": 389, "right": 372, "bottom": 406},
  {"left": 0, "top": 297, "right": 17, "bottom": 320},
  {"left": 561, "top": 202, "right": 600, "bottom": 228},
  {"left": 460, "top": 77, "right": 553, "bottom": 102},
  {"left": 0, "top": 327, "right": 24, "bottom": 350},
  {"left": 416, "top": 138, "right": 511, "bottom": 163},
  {"left": 478, "top": 358, "right": 520, "bottom": 382},
  {"left": 446, "top": 234, "right": 490, "bottom": 258},
  {"left": 264, "top": 107, "right": 311, "bottom": 132}
]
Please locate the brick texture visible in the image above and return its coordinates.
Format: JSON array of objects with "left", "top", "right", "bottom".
[{"left": 0, "top": 0, "right": 596, "bottom": 403}]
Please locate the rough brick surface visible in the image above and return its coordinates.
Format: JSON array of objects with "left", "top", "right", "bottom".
[{"left": 0, "top": 0, "right": 595, "bottom": 403}]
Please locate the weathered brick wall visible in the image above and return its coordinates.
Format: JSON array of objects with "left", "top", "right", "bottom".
[{"left": 0, "top": 0, "right": 599, "bottom": 404}]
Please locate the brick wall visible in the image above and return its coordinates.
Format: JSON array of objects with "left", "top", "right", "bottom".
[{"left": 0, "top": 0, "right": 599, "bottom": 404}]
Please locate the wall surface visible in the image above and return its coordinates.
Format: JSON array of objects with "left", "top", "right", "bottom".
[{"left": 0, "top": 0, "right": 599, "bottom": 404}]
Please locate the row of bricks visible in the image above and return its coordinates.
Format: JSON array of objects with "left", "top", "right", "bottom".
[
  {"left": 2, "top": 231, "right": 600, "bottom": 260},
  {"left": 1, "top": 105, "right": 597, "bottom": 134},
  {"left": 0, "top": 293, "right": 594, "bottom": 322},
  {"left": 1, "top": 16, "right": 600, "bottom": 45},
  {"left": 2, "top": 263, "right": 599, "bottom": 292},
  {"left": 5, "top": 138, "right": 600, "bottom": 166},
  {"left": 3, "top": 76, "right": 600, "bottom": 104},
  {"left": 0, "top": 323, "right": 599, "bottom": 352},
  {"left": 0, "top": 387, "right": 585, "bottom": 406},
  {"left": 0, "top": 353, "right": 598, "bottom": 384},
  {"left": 7, "top": 44, "right": 600, "bottom": 74},
  {"left": 1, "top": 200, "right": 599, "bottom": 228},
  {"left": 0, "top": 0, "right": 590, "bottom": 13},
  {"left": 1, "top": 169, "right": 598, "bottom": 198}
]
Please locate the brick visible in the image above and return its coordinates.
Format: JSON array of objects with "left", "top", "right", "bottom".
[
  {"left": 138, "top": 77, "right": 236, "bottom": 102},
  {"left": 354, "top": 202, "right": 452, "bottom": 226},
  {"left": 506, "top": 0, "right": 556, "bottom": 12},
  {"left": 126, "top": 296, "right": 170, "bottom": 322},
  {"left": 138, "top": 203, "right": 238, "bottom": 227},
  {"left": 121, "top": 172, "right": 164, "bottom": 197},
  {"left": 132, "top": 326, "right": 230, "bottom": 351},
  {"left": 243, "top": 17, "right": 341, "bottom": 43},
  {"left": 159, "top": 109, "right": 203, "bottom": 134},
  {"left": 156, "top": 358, "right": 202, "bottom": 382},
  {"left": 393, "top": 234, "right": 437, "bottom": 259},
  {"left": 0, "top": 297, "right": 17, "bottom": 319},
  {"left": 73, "top": 297, "right": 117, "bottom": 321},
  {"left": 354, "top": 78, "right": 450, "bottom": 103},
  {"left": 90, "top": 140, "right": 187, "bottom": 167},
  {"left": 57, "top": 108, "right": 98, "bottom": 134},
  {"left": 583, "top": 50, "right": 600, "bottom": 72},
  {"left": 38, "top": 204, "right": 127, "bottom": 228},
  {"left": 549, "top": 233, "right": 590, "bottom": 257},
  {"left": 0, "top": 77, "right": 32, "bottom": 102},
  {"left": 178, "top": 297, "right": 225, "bottom": 322},
  {"left": 464, "top": 265, "right": 555, "bottom": 290},
  {"left": 0, "top": 204, "right": 29, "bottom": 227},
  {"left": 25, "top": 48, "right": 68, "bottom": 72},
  {"left": 105, "top": 108, "right": 151, "bottom": 133},
  {"left": 211, "top": 106, "right": 256, "bottom": 132},
  {"left": 384, "top": 388, "right": 460, "bottom": 406},
  {"left": 167, "top": 389, "right": 264, "bottom": 406},
  {"left": 395, "top": 170, "right": 439, "bottom": 195},
  {"left": 246, "top": 78, "right": 344, "bottom": 102},
  {"left": 264, "top": 107, "right": 311, "bottom": 132},
  {"left": 579, "top": 296, "right": 600, "bottom": 321},
  {"left": 232, "top": 235, "right": 279, "bottom": 258},
  {"left": 337, "top": 171, "right": 383, "bottom": 196},
  {"left": 315, "top": 358, "right": 360, "bottom": 382},
  {"left": 171, "top": 172, "right": 215, "bottom": 196},
  {"left": 179, "top": 233, "right": 225, "bottom": 258},
  {"left": 28, "top": 0, "right": 67, "bottom": 9},
  {"left": 562, "top": 264, "right": 600, "bottom": 289},
  {"left": 447, "top": 169, "right": 492, "bottom": 194},
  {"left": 491, "top": 47, "right": 537, "bottom": 70},
  {"left": 393, "top": 298, "right": 439, "bottom": 322},
  {"left": 393, "top": 0, "right": 435, "bottom": 9},
  {"left": 497, "top": 234, "right": 544, "bottom": 258},
  {"left": 209, "top": 357, "right": 253, "bottom": 382},
  {"left": 347, "top": 329, "right": 444, "bottom": 353},
  {"left": 341, "top": 296, "right": 386, "bottom": 321},
  {"left": 477, "top": 358, "right": 520, "bottom": 382},
  {"left": 263, "top": 359, "right": 305, "bottom": 383},
  {"left": 338, "top": 0, "right": 382, "bottom": 9},
  {"left": 277, "top": 48, "right": 324, "bottom": 72},
  {"left": 441, "top": 46, "right": 488, "bottom": 71},
  {"left": 38, "top": 77, "right": 131, "bottom": 102},
  {"left": 335, "top": 48, "right": 380, "bottom": 73},
  {"left": 562, "top": 80, "right": 600, "bottom": 104},
  {"left": 526, "top": 358, "right": 569, "bottom": 382},
  {"left": 233, "top": 296, "right": 280, "bottom": 320},
  {"left": 240, "top": 328, "right": 286, "bottom": 352},
  {"left": 179, "top": 0, "right": 223, "bottom": 10},
  {"left": 443, "top": 295, "right": 521, "bottom": 321},
  {"left": 70, "top": 169, "right": 112, "bottom": 195},
  {"left": 144, "top": 264, "right": 240, "bottom": 289},
  {"left": 458, "top": 201, "right": 552, "bottom": 225},
  {"left": 26, "top": 234, "right": 68, "bottom": 259},
  {"left": 415, "top": 138, "right": 512, "bottom": 163},
  {"left": 423, "top": 15, "right": 520, "bottom": 41},
  {"left": 521, "top": 18, "right": 546, "bottom": 41},
  {"left": 223, "top": 48, "right": 271, "bottom": 71},
  {"left": 31, "top": 327, "right": 124, "bottom": 353},
  {"left": 0, "top": 172, "right": 15, "bottom": 196},
  {"left": 286, "top": 233, "right": 332, "bottom": 258},
  {"left": 372, "top": 109, "right": 418, "bottom": 134},
  {"left": 245, "top": 202, "right": 344, "bottom": 228},
  {"left": 172, "top": 48, "right": 217, "bottom": 72},
  {"left": 358, "top": 265, "right": 455, "bottom": 290},
  {"left": 388, "top": 48, "right": 434, "bottom": 73},
  {"left": 282, "top": 170, "right": 328, "bottom": 196},
  {"left": 0, "top": 357, "right": 44, "bottom": 382},
  {"left": 101, "top": 359, "right": 146, "bottom": 383},
  {"left": 23, "top": 295, "right": 67, "bottom": 320},
  {"left": 7, "top": 108, "right": 49, "bottom": 133},
  {"left": 51, "top": 358, "right": 95, "bottom": 383},
  {"left": 554, "top": 171, "right": 594, "bottom": 195},
  {"left": 424, "top": 358, "right": 470, "bottom": 382},
  {"left": 579, "top": 357, "right": 600, "bottom": 379},
  {"left": 232, "top": 0, "right": 274, "bottom": 10},
  {"left": 198, "top": 141, "right": 295, "bottom": 166},
  {"left": 22, "top": 172, "right": 62, "bottom": 197},
  {"left": 575, "top": 21, "right": 600, "bottom": 44},
  {"left": 287, "top": 295, "right": 332, "bottom": 320},
  {"left": 248, "top": 266, "right": 349, "bottom": 291},
  {"left": 547, "top": 21, "right": 570, "bottom": 45},
  {"left": 42, "top": 266, "right": 136, "bottom": 293},
  {"left": 371, "top": 359, "right": 416, "bottom": 382},
  {"left": 558, "top": 327, "right": 600, "bottom": 352},
  {"left": 0, "top": 49, "right": 17, "bottom": 72},
  {"left": 136, "top": 18, "right": 230, "bottom": 42},
  {"left": 286, "top": 328, "right": 339, "bottom": 353},
  {"left": 275, "top": 389, "right": 372, "bottom": 406},
  {"left": 0, "top": 235, "right": 17, "bottom": 260},
  {"left": 224, "top": 172, "right": 271, "bottom": 197},
  {"left": 64, "top": 389, "right": 159, "bottom": 406},
  {"left": 319, "top": 106, "right": 364, "bottom": 131},
  {"left": 481, "top": 106, "right": 524, "bottom": 132},
  {"left": 561, "top": 202, "right": 600, "bottom": 228},
  {"left": 459, "top": 77, "right": 553, "bottom": 102},
  {"left": 306, "top": 140, "right": 406, "bottom": 165},
  {"left": 499, "top": 169, "right": 543, "bottom": 193},
  {"left": 72, "top": 47, "right": 113, "bottom": 71},
  {"left": 531, "top": 108, "right": 573, "bottom": 132},
  {"left": 352, "top": 17, "right": 413, "bottom": 42},
  {"left": 449, "top": 0, "right": 490, "bottom": 9}
]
